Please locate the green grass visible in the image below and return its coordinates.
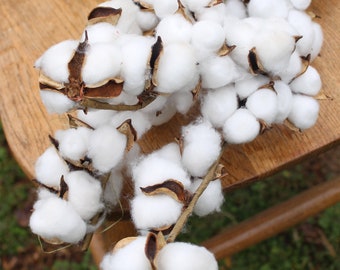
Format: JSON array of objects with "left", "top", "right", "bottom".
[{"left": 1, "top": 121, "right": 339, "bottom": 269}]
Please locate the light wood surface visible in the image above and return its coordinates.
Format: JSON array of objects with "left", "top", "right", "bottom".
[{"left": 0, "top": 0, "right": 339, "bottom": 264}]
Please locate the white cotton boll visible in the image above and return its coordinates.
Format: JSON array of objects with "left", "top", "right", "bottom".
[
  {"left": 288, "top": 10, "right": 314, "bottom": 56},
  {"left": 246, "top": 89, "right": 278, "bottom": 124},
  {"left": 64, "top": 171, "right": 104, "bottom": 221},
  {"left": 153, "top": 0, "right": 178, "bottom": 18},
  {"left": 77, "top": 109, "right": 116, "bottom": 128},
  {"left": 35, "top": 146, "right": 69, "bottom": 188},
  {"left": 100, "top": 237, "right": 151, "bottom": 270},
  {"left": 180, "top": 0, "right": 211, "bottom": 13},
  {"left": 40, "top": 90, "right": 76, "bottom": 114},
  {"left": 99, "top": 0, "right": 142, "bottom": 34},
  {"left": 169, "top": 91, "right": 194, "bottom": 114},
  {"left": 156, "top": 43, "right": 198, "bottom": 94},
  {"left": 154, "top": 143, "right": 182, "bottom": 166},
  {"left": 200, "top": 55, "right": 241, "bottom": 89},
  {"left": 254, "top": 29, "right": 295, "bottom": 74},
  {"left": 235, "top": 74, "right": 269, "bottom": 100},
  {"left": 124, "top": 143, "right": 142, "bottom": 178},
  {"left": 55, "top": 127, "right": 92, "bottom": 161},
  {"left": 247, "top": 0, "right": 290, "bottom": 18},
  {"left": 290, "top": 0, "right": 311, "bottom": 10},
  {"left": 131, "top": 194, "right": 183, "bottom": 230},
  {"left": 146, "top": 100, "right": 178, "bottom": 126},
  {"left": 195, "top": 4, "right": 226, "bottom": 25},
  {"left": 132, "top": 155, "right": 191, "bottom": 194},
  {"left": 29, "top": 197, "right": 86, "bottom": 244},
  {"left": 191, "top": 20, "right": 225, "bottom": 54},
  {"left": 136, "top": 10, "right": 159, "bottom": 32},
  {"left": 310, "top": 22, "right": 323, "bottom": 61},
  {"left": 201, "top": 85, "right": 238, "bottom": 128},
  {"left": 273, "top": 80, "right": 293, "bottom": 123},
  {"left": 190, "top": 179, "right": 224, "bottom": 216},
  {"left": 107, "top": 91, "right": 139, "bottom": 106},
  {"left": 156, "top": 242, "right": 218, "bottom": 270},
  {"left": 103, "top": 171, "right": 123, "bottom": 209},
  {"left": 141, "top": 95, "right": 168, "bottom": 113},
  {"left": 36, "top": 188, "right": 58, "bottom": 201},
  {"left": 224, "top": 0, "right": 247, "bottom": 19},
  {"left": 181, "top": 121, "right": 222, "bottom": 177},
  {"left": 87, "top": 125, "right": 127, "bottom": 173},
  {"left": 288, "top": 94, "right": 319, "bottom": 130},
  {"left": 155, "top": 14, "right": 193, "bottom": 44},
  {"left": 35, "top": 40, "right": 78, "bottom": 83},
  {"left": 277, "top": 51, "right": 303, "bottom": 83},
  {"left": 119, "top": 35, "right": 155, "bottom": 95},
  {"left": 223, "top": 108, "right": 260, "bottom": 144},
  {"left": 82, "top": 23, "right": 120, "bottom": 44},
  {"left": 290, "top": 66, "right": 322, "bottom": 96},
  {"left": 82, "top": 43, "right": 122, "bottom": 86}
]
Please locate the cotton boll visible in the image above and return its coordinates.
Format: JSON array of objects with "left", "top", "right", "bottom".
[
  {"left": 169, "top": 91, "right": 194, "bottom": 115},
  {"left": 82, "top": 43, "right": 122, "bottom": 86},
  {"left": 234, "top": 74, "right": 269, "bottom": 99},
  {"left": 146, "top": 100, "right": 178, "bottom": 126},
  {"left": 273, "top": 80, "right": 293, "bottom": 123},
  {"left": 290, "top": 0, "right": 311, "bottom": 10},
  {"left": 288, "top": 94, "right": 319, "bottom": 130},
  {"left": 154, "top": 143, "right": 182, "bottom": 166},
  {"left": 156, "top": 43, "right": 198, "bottom": 94},
  {"left": 310, "top": 22, "right": 323, "bottom": 61},
  {"left": 153, "top": 0, "right": 178, "bottom": 18},
  {"left": 277, "top": 51, "right": 303, "bottom": 83},
  {"left": 195, "top": 4, "right": 226, "bottom": 25},
  {"left": 190, "top": 179, "right": 224, "bottom": 216},
  {"left": 156, "top": 242, "right": 218, "bottom": 270},
  {"left": 30, "top": 197, "right": 86, "bottom": 244},
  {"left": 35, "top": 146, "right": 69, "bottom": 188},
  {"left": 181, "top": 121, "right": 222, "bottom": 177},
  {"left": 35, "top": 40, "right": 78, "bottom": 83},
  {"left": 131, "top": 194, "right": 183, "bottom": 230},
  {"left": 82, "top": 23, "right": 120, "bottom": 44},
  {"left": 246, "top": 89, "right": 278, "bottom": 124},
  {"left": 155, "top": 14, "right": 193, "bottom": 44},
  {"left": 180, "top": 0, "right": 211, "bottom": 13},
  {"left": 55, "top": 127, "right": 92, "bottom": 161},
  {"left": 290, "top": 66, "right": 321, "bottom": 96},
  {"left": 247, "top": 0, "right": 290, "bottom": 18},
  {"left": 223, "top": 108, "right": 260, "bottom": 144},
  {"left": 64, "top": 171, "right": 104, "bottom": 220},
  {"left": 136, "top": 10, "right": 159, "bottom": 32},
  {"left": 288, "top": 10, "right": 314, "bottom": 56},
  {"left": 87, "top": 125, "right": 127, "bottom": 173},
  {"left": 40, "top": 90, "right": 76, "bottom": 114},
  {"left": 77, "top": 109, "right": 116, "bottom": 128},
  {"left": 100, "top": 236, "right": 151, "bottom": 270},
  {"left": 201, "top": 85, "right": 238, "bottom": 128},
  {"left": 200, "top": 55, "right": 241, "bottom": 89},
  {"left": 224, "top": 0, "right": 247, "bottom": 19}
]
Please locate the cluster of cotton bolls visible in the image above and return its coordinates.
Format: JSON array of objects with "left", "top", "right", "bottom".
[{"left": 30, "top": 0, "right": 324, "bottom": 268}]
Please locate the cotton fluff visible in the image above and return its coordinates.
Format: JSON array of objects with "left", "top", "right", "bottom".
[
  {"left": 146, "top": 100, "right": 178, "bottom": 126},
  {"left": 290, "top": 0, "right": 311, "bottom": 10},
  {"left": 153, "top": 0, "right": 179, "bottom": 18},
  {"left": 310, "top": 22, "right": 323, "bottom": 61},
  {"left": 103, "top": 170, "right": 124, "bottom": 209},
  {"left": 40, "top": 90, "right": 76, "bottom": 114},
  {"left": 83, "top": 23, "right": 121, "bottom": 44},
  {"left": 82, "top": 43, "right": 122, "bottom": 86},
  {"left": 201, "top": 85, "right": 238, "bottom": 127},
  {"left": 246, "top": 89, "right": 278, "bottom": 124},
  {"left": 247, "top": 0, "right": 290, "bottom": 18},
  {"left": 100, "top": 236, "right": 152, "bottom": 270},
  {"left": 132, "top": 155, "right": 191, "bottom": 194},
  {"left": 29, "top": 196, "right": 87, "bottom": 243},
  {"left": 64, "top": 171, "right": 103, "bottom": 220},
  {"left": 200, "top": 55, "right": 240, "bottom": 89},
  {"left": 136, "top": 10, "right": 159, "bottom": 32},
  {"left": 131, "top": 194, "right": 183, "bottom": 230},
  {"left": 289, "top": 66, "right": 322, "bottom": 96},
  {"left": 273, "top": 80, "right": 293, "bottom": 123},
  {"left": 277, "top": 51, "right": 303, "bottom": 83},
  {"left": 87, "top": 125, "right": 127, "bottom": 173},
  {"left": 195, "top": 4, "right": 226, "bottom": 26},
  {"left": 155, "top": 14, "right": 193, "bottom": 44},
  {"left": 155, "top": 242, "right": 218, "bottom": 270},
  {"left": 168, "top": 91, "right": 195, "bottom": 115},
  {"left": 224, "top": 0, "right": 247, "bottom": 19},
  {"left": 35, "top": 40, "right": 78, "bottom": 83},
  {"left": 55, "top": 127, "right": 92, "bottom": 161},
  {"left": 190, "top": 179, "right": 224, "bottom": 216},
  {"left": 180, "top": 0, "right": 211, "bottom": 13},
  {"left": 119, "top": 35, "right": 155, "bottom": 95},
  {"left": 35, "top": 146, "right": 69, "bottom": 188},
  {"left": 223, "top": 108, "right": 260, "bottom": 144},
  {"left": 155, "top": 42, "right": 198, "bottom": 94},
  {"left": 288, "top": 94, "right": 319, "bottom": 130},
  {"left": 234, "top": 74, "right": 269, "bottom": 99},
  {"left": 181, "top": 121, "right": 222, "bottom": 177},
  {"left": 77, "top": 109, "right": 116, "bottom": 128}
]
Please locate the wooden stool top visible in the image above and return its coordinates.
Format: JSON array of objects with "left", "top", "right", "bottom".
[{"left": 0, "top": 0, "right": 339, "bottom": 191}]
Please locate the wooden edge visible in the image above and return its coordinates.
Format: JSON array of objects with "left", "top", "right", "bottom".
[{"left": 202, "top": 176, "right": 340, "bottom": 260}]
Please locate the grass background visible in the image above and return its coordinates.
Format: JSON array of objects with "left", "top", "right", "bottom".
[{"left": 0, "top": 121, "right": 339, "bottom": 269}]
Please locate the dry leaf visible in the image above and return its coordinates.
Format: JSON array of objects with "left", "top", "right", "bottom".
[{"left": 87, "top": 7, "right": 122, "bottom": 25}]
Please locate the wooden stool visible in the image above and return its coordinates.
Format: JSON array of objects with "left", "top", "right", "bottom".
[{"left": 0, "top": 0, "right": 339, "bottom": 266}]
